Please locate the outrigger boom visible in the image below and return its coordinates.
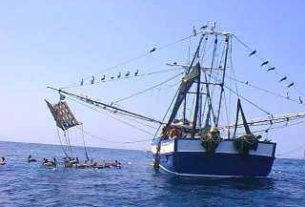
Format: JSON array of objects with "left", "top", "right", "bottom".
[{"left": 47, "top": 86, "right": 164, "bottom": 125}]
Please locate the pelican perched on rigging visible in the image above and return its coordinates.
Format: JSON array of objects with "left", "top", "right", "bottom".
[{"left": 134, "top": 70, "right": 139, "bottom": 76}]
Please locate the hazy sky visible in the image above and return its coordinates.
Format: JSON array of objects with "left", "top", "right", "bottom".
[{"left": 1, "top": 0, "right": 305, "bottom": 158}]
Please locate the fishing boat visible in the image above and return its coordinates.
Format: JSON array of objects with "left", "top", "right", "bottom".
[{"left": 47, "top": 23, "right": 305, "bottom": 177}]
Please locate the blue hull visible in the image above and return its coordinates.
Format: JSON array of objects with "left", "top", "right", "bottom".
[
  {"left": 153, "top": 139, "right": 276, "bottom": 177},
  {"left": 159, "top": 152, "right": 275, "bottom": 177}
]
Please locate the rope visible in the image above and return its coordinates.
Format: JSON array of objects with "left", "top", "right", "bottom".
[
  {"left": 251, "top": 119, "right": 305, "bottom": 134},
  {"left": 223, "top": 84, "right": 272, "bottom": 116},
  {"left": 67, "top": 96, "right": 155, "bottom": 136},
  {"left": 61, "top": 32, "right": 199, "bottom": 89},
  {"left": 65, "top": 130, "right": 73, "bottom": 156},
  {"left": 113, "top": 72, "right": 183, "bottom": 104},
  {"left": 62, "top": 68, "right": 181, "bottom": 89},
  {"left": 153, "top": 86, "right": 180, "bottom": 168},
  {"left": 228, "top": 76, "right": 305, "bottom": 106},
  {"left": 56, "top": 127, "right": 69, "bottom": 157},
  {"left": 233, "top": 34, "right": 305, "bottom": 101},
  {"left": 209, "top": 72, "right": 272, "bottom": 116},
  {"left": 78, "top": 127, "right": 152, "bottom": 144},
  {"left": 81, "top": 124, "right": 90, "bottom": 160}
]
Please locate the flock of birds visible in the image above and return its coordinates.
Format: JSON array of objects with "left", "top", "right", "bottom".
[
  {"left": 81, "top": 70, "right": 139, "bottom": 86},
  {"left": 247, "top": 49, "right": 304, "bottom": 104},
  {"left": 0, "top": 155, "right": 122, "bottom": 170}
]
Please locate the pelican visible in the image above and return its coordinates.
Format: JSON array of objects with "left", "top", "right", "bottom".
[
  {"left": 149, "top": 48, "right": 156, "bottom": 53},
  {"left": 200, "top": 25, "right": 208, "bottom": 30},
  {"left": 135, "top": 70, "right": 139, "bottom": 76},
  {"left": 287, "top": 82, "right": 294, "bottom": 88},
  {"left": 299, "top": 96, "right": 303, "bottom": 104},
  {"left": 261, "top": 61, "right": 269, "bottom": 67},
  {"left": 249, "top": 50, "right": 256, "bottom": 56},
  {"left": 0, "top": 157, "right": 6, "bottom": 165},
  {"left": 42, "top": 158, "right": 57, "bottom": 168},
  {"left": 279, "top": 76, "right": 287, "bottom": 82},
  {"left": 193, "top": 26, "right": 197, "bottom": 36},
  {"left": 28, "top": 155, "right": 37, "bottom": 163}
]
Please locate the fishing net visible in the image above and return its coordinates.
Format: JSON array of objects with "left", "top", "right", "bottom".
[
  {"left": 201, "top": 127, "right": 222, "bottom": 154},
  {"left": 45, "top": 100, "right": 80, "bottom": 131},
  {"left": 233, "top": 134, "right": 259, "bottom": 155}
]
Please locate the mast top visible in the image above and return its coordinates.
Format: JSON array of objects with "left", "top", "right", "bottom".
[{"left": 195, "top": 22, "right": 231, "bottom": 37}]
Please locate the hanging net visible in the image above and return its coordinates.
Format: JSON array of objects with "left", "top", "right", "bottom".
[{"left": 45, "top": 100, "right": 80, "bottom": 131}]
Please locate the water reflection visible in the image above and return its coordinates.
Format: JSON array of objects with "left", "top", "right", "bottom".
[{"left": 153, "top": 170, "right": 274, "bottom": 191}]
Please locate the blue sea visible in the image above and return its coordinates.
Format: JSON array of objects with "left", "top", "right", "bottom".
[{"left": 0, "top": 141, "right": 304, "bottom": 207}]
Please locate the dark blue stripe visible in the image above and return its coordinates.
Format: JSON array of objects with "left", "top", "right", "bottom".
[{"left": 159, "top": 152, "right": 275, "bottom": 177}]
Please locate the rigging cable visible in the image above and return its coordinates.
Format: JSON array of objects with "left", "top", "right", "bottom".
[
  {"left": 220, "top": 81, "right": 272, "bottom": 116},
  {"left": 79, "top": 127, "right": 152, "bottom": 144},
  {"left": 227, "top": 76, "right": 305, "bottom": 106},
  {"left": 112, "top": 72, "right": 183, "bottom": 104},
  {"left": 56, "top": 127, "right": 69, "bottom": 157},
  {"left": 67, "top": 96, "right": 155, "bottom": 136},
  {"left": 233, "top": 34, "right": 305, "bottom": 100},
  {"left": 80, "top": 124, "right": 90, "bottom": 160},
  {"left": 62, "top": 68, "right": 181, "bottom": 89},
  {"left": 61, "top": 31, "right": 204, "bottom": 89},
  {"left": 250, "top": 119, "right": 305, "bottom": 134},
  {"left": 153, "top": 85, "right": 180, "bottom": 169},
  {"left": 48, "top": 86, "right": 164, "bottom": 124},
  {"left": 209, "top": 71, "right": 272, "bottom": 116}
]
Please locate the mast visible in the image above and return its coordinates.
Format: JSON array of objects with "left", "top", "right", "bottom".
[
  {"left": 191, "top": 65, "right": 201, "bottom": 137},
  {"left": 202, "top": 35, "right": 218, "bottom": 127},
  {"left": 216, "top": 34, "right": 230, "bottom": 127},
  {"left": 165, "top": 35, "right": 204, "bottom": 131},
  {"left": 183, "top": 35, "right": 204, "bottom": 124},
  {"left": 233, "top": 98, "right": 251, "bottom": 138}
]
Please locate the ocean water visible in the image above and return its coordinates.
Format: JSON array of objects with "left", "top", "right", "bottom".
[{"left": 0, "top": 141, "right": 304, "bottom": 207}]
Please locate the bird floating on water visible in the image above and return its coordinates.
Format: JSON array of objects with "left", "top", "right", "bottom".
[{"left": 0, "top": 157, "right": 6, "bottom": 165}]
